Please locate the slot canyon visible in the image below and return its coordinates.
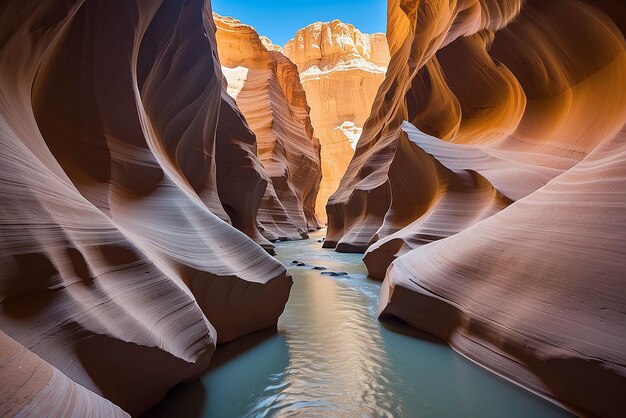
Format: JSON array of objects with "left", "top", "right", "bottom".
[{"left": 0, "top": 0, "right": 624, "bottom": 417}]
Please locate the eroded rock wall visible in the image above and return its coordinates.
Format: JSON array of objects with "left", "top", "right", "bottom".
[
  {"left": 0, "top": 331, "right": 128, "bottom": 417},
  {"left": 0, "top": 0, "right": 291, "bottom": 414},
  {"left": 325, "top": 0, "right": 626, "bottom": 416},
  {"left": 215, "top": 15, "right": 322, "bottom": 240}
]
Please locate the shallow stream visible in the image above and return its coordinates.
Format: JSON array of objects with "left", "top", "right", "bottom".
[{"left": 147, "top": 230, "right": 571, "bottom": 417}]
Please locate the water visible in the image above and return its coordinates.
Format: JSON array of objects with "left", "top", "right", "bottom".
[{"left": 146, "top": 230, "right": 572, "bottom": 418}]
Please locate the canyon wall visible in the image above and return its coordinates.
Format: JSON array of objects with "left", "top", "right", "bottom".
[
  {"left": 284, "top": 21, "right": 390, "bottom": 222},
  {"left": 215, "top": 15, "right": 322, "bottom": 241},
  {"left": 325, "top": 0, "right": 626, "bottom": 416},
  {"left": 0, "top": 0, "right": 293, "bottom": 415}
]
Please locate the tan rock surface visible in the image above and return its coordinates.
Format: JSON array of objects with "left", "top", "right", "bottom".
[
  {"left": 215, "top": 14, "right": 322, "bottom": 240},
  {"left": 324, "top": 0, "right": 626, "bottom": 416},
  {"left": 1, "top": 0, "right": 291, "bottom": 414},
  {"left": 214, "top": 91, "right": 277, "bottom": 253},
  {"left": 284, "top": 21, "right": 390, "bottom": 223},
  {"left": 0, "top": 331, "right": 128, "bottom": 417},
  {"left": 326, "top": 0, "right": 626, "bottom": 251},
  {"left": 380, "top": 129, "right": 626, "bottom": 418}
]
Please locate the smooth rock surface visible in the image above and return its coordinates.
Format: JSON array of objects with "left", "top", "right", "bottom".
[
  {"left": 321, "top": 0, "right": 626, "bottom": 416},
  {"left": 0, "top": 331, "right": 128, "bottom": 417},
  {"left": 215, "top": 14, "right": 322, "bottom": 240},
  {"left": 0, "top": 0, "right": 292, "bottom": 414},
  {"left": 327, "top": 0, "right": 625, "bottom": 252},
  {"left": 380, "top": 130, "right": 626, "bottom": 418}
]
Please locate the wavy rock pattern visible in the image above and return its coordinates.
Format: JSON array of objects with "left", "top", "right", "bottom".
[
  {"left": 284, "top": 21, "right": 390, "bottom": 222},
  {"left": 215, "top": 15, "right": 322, "bottom": 241},
  {"left": 0, "top": 331, "right": 128, "bottom": 417},
  {"left": 0, "top": 0, "right": 291, "bottom": 414},
  {"left": 362, "top": 121, "right": 576, "bottom": 278},
  {"left": 214, "top": 91, "right": 277, "bottom": 252},
  {"left": 380, "top": 131, "right": 626, "bottom": 417},
  {"left": 323, "top": 0, "right": 626, "bottom": 416},
  {"left": 327, "top": 0, "right": 626, "bottom": 250}
]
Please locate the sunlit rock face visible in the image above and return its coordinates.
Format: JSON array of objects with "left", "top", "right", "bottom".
[
  {"left": 0, "top": 0, "right": 292, "bottom": 414},
  {"left": 326, "top": 0, "right": 626, "bottom": 416},
  {"left": 215, "top": 15, "right": 322, "bottom": 240},
  {"left": 283, "top": 21, "right": 390, "bottom": 223}
]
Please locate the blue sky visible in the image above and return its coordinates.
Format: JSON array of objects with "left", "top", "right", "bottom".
[{"left": 211, "top": 0, "right": 387, "bottom": 46}]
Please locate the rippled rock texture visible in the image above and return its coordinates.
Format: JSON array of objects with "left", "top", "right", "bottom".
[
  {"left": 215, "top": 15, "right": 322, "bottom": 241},
  {"left": 0, "top": 0, "right": 292, "bottom": 414},
  {"left": 284, "top": 21, "right": 390, "bottom": 223},
  {"left": 0, "top": 331, "right": 128, "bottom": 417},
  {"left": 323, "top": 0, "right": 626, "bottom": 416}
]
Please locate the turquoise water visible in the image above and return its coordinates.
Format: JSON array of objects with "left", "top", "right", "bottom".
[{"left": 146, "top": 230, "right": 572, "bottom": 417}]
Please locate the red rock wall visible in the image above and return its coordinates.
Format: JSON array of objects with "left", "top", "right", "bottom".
[
  {"left": 324, "top": 0, "right": 626, "bottom": 416},
  {"left": 327, "top": 0, "right": 626, "bottom": 251},
  {"left": 283, "top": 21, "right": 390, "bottom": 223},
  {"left": 0, "top": 0, "right": 292, "bottom": 414},
  {"left": 215, "top": 15, "right": 322, "bottom": 241}
]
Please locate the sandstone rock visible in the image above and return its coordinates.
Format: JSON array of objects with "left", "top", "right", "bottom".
[
  {"left": 323, "top": 0, "right": 626, "bottom": 416},
  {"left": 215, "top": 91, "right": 277, "bottom": 253},
  {"left": 284, "top": 21, "right": 390, "bottom": 223},
  {"left": 0, "top": 331, "right": 128, "bottom": 417},
  {"left": 0, "top": 0, "right": 292, "bottom": 414},
  {"left": 380, "top": 131, "right": 626, "bottom": 418},
  {"left": 326, "top": 0, "right": 626, "bottom": 253},
  {"left": 215, "top": 14, "right": 322, "bottom": 240}
]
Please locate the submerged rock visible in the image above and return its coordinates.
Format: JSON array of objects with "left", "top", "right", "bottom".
[{"left": 321, "top": 271, "right": 349, "bottom": 277}]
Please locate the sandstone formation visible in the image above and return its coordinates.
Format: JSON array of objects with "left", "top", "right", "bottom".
[
  {"left": 215, "top": 15, "right": 322, "bottom": 241},
  {"left": 0, "top": 0, "right": 292, "bottom": 415},
  {"left": 0, "top": 331, "right": 128, "bottom": 417},
  {"left": 284, "top": 21, "right": 390, "bottom": 222},
  {"left": 380, "top": 128, "right": 626, "bottom": 418},
  {"left": 324, "top": 0, "right": 626, "bottom": 416}
]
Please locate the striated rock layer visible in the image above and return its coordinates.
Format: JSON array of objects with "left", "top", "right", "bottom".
[
  {"left": 0, "top": 331, "right": 128, "bottom": 417},
  {"left": 325, "top": 0, "right": 626, "bottom": 416},
  {"left": 284, "top": 21, "right": 390, "bottom": 223},
  {"left": 215, "top": 14, "right": 322, "bottom": 241},
  {"left": 380, "top": 128, "right": 626, "bottom": 418},
  {"left": 0, "top": 0, "right": 291, "bottom": 415}
]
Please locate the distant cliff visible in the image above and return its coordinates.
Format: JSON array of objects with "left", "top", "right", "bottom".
[
  {"left": 283, "top": 20, "right": 390, "bottom": 222},
  {"left": 215, "top": 14, "right": 322, "bottom": 240}
]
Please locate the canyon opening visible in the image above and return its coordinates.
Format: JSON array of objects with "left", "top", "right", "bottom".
[{"left": 1, "top": 1, "right": 625, "bottom": 418}]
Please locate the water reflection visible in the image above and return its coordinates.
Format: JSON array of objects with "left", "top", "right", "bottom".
[
  {"left": 145, "top": 329, "right": 289, "bottom": 418},
  {"left": 247, "top": 267, "right": 400, "bottom": 417},
  {"left": 145, "top": 231, "right": 572, "bottom": 418}
]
